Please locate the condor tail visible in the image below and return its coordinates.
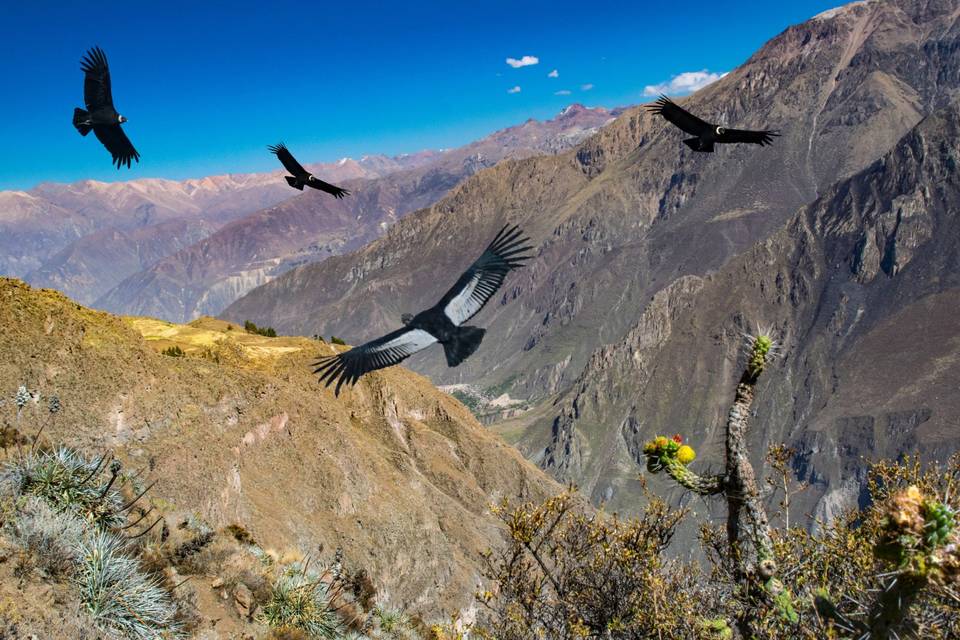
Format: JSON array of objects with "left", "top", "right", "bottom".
[
  {"left": 285, "top": 176, "right": 305, "bottom": 190},
  {"left": 442, "top": 326, "right": 486, "bottom": 367},
  {"left": 73, "top": 108, "right": 92, "bottom": 136},
  {"left": 683, "top": 137, "right": 713, "bottom": 152}
]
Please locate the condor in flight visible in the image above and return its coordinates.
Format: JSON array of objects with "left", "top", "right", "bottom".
[
  {"left": 647, "top": 95, "right": 779, "bottom": 152},
  {"left": 268, "top": 143, "right": 350, "bottom": 198},
  {"left": 313, "top": 224, "right": 533, "bottom": 395},
  {"left": 72, "top": 47, "right": 140, "bottom": 169}
]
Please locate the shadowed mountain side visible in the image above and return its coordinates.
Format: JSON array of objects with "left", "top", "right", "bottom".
[
  {"left": 512, "top": 100, "right": 960, "bottom": 521},
  {"left": 0, "top": 278, "right": 559, "bottom": 616},
  {"left": 224, "top": 0, "right": 960, "bottom": 403},
  {"left": 95, "top": 104, "right": 624, "bottom": 323}
]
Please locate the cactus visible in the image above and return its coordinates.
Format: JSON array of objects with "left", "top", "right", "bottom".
[
  {"left": 640, "top": 330, "right": 796, "bottom": 630},
  {"left": 643, "top": 434, "right": 722, "bottom": 495},
  {"left": 855, "top": 486, "right": 960, "bottom": 638}
]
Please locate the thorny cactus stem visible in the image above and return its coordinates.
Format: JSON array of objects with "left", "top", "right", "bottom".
[{"left": 642, "top": 331, "right": 798, "bottom": 627}]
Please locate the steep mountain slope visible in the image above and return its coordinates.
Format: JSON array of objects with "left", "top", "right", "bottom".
[
  {"left": 0, "top": 277, "right": 558, "bottom": 616},
  {"left": 224, "top": 0, "right": 960, "bottom": 518},
  {"left": 96, "top": 104, "right": 623, "bottom": 322},
  {"left": 226, "top": 0, "right": 958, "bottom": 393},
  {"left": 517, "top": 101, "right": 960, "bottom": 516}
]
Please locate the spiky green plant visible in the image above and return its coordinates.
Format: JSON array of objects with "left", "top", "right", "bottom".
[
  {"left": 372, "top": 604, "right": 413, "bottom": 637},
  {"left": 260, "top": 562, "right": 343, "bottom": 639},
  {"left": 75, "top": 530, "right": 184, "bottom": 639},
  {"left": 0, "top": 447, "right": 125, "bottom": 528},
  {"left": 7, "top": 496, "right": 86, "bottom": 577},
  {"left": 14, "top": 384, "right": 30, "bottom": 421}
]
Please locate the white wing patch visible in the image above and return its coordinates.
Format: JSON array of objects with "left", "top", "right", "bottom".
[
  {"left": 372, "top": 328, "right": 437, "bottom": 356},
  {"left": 443, "top": 272, "right": 488, "bottom": 326}
]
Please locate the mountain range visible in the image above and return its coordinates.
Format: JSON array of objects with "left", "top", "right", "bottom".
[
  {"left": 223, "top": 0, "right": 960, "bottom": 518},
  {"left": 0, "top": 104, "right": 623, "bottom": 321}
]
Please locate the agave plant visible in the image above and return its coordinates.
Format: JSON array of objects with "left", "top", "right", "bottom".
[
  {"left": 0, "top": 447, "right": 126, "bottom": 528},
  {"left": 260, "top": 562, "right": 343, "bottom": 639},
  {"left": 75, "top": 530, "right": 184, "bottom": 639}
]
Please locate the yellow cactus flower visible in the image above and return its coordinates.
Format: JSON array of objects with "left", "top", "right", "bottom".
[{"left": 677, "top": 445, "right": 696, "bottom": 465}]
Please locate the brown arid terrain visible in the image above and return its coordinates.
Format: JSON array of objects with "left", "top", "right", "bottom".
[
  {"left": 224, "top": 0, "right": 960, "bottom": 518},
  {"left": 0, "top": 277, "right": 560, "bottom": 634}
]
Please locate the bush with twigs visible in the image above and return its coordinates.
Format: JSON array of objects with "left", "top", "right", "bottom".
[{"left": 465, "top": 328, "right": 959, "bottom": 640}]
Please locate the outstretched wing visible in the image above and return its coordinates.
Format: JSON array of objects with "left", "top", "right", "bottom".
[
  {"left": 646, "top": 95, "right": 711, "bottom": 137},
  {"left": 81, "top": 47, "right": 113, "bottom": 111},
  {"left": 268, "top": 143, "right": 309, "bottom": 178},
  {"left": 312, "top": 327, "right": 438, "bottom": 395},
  {"left": 309, "top": 178, "right": 351, "bottom": 199},
  {"left": 93, "top": 125, "right": 140, "bottom": 169},
  {"left": 717, "top": 128, "right": 780, "bottom": 146},
  {"left": 437, "top": 224, "right": 533, "bottom": 327}
]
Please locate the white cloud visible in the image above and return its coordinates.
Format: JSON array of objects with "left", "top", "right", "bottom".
[
  {"left": 548, "top": 69, "right": 559, "bottom": 78},
  {"left": 506, "top": 55, "right": 539, "bottom": 68},
  {"left": 507, "top": 86, "right": 522, "bottom": 94},
  {"left": 642, "top": 69, "right": 728, "bottom": 97},
  {"left": 554, "top": 89, "right": 572, "bottom": 95},
  {"left": 580, "top": 83, "right": 594, "bottom": 91}
]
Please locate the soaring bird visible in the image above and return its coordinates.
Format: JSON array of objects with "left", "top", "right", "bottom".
[
  {"left": 647, "top": 95, "right": 779, "bottom": 152},
  {"left": 72, "top": 47, "right": 140, "bottom": 169},
  {"left": 313, "top": 224, "right": 533, "bottom": 395},
  {"left": 268, "top": 143, "right": 350, "bottom": 198}
]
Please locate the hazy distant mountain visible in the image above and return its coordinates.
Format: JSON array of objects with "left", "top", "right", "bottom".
[
  {"left": 224, "top": 0, "right": 960, "bottom": 520},
  {"left": 3, "top": 158, "right": 419, "bottom": 304},
  {"left": 93, "top": 104, "right": 624, "bottom": 322}
]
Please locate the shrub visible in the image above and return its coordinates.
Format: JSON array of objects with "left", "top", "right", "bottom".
[
  {"left": 7, "top": 496, "right": 85, "bottom": 577},
  {"left": 244, "top": 320, "right": 278, "bottom": 337},
  {"left": 200, "top": 338, "right": 247, "bottom": 365},
  {"left": 161, "top": 345, "right": 185, "bottom": 357},
  {"left": 75, "top": 530, "right": 184, "bottom": 639},
  {"left": 477, "top": 489, "right": 700, "bottom": 639},
  {"left": 259, "top": 562, "right": 343, "bottom": 639},
  {"left": 330, "top": 336, "right": 346, "bottom": 346}
]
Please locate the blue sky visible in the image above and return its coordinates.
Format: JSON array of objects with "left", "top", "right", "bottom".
[{"left": 0, "top": 0, "right": 841, "bottom": 190}]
